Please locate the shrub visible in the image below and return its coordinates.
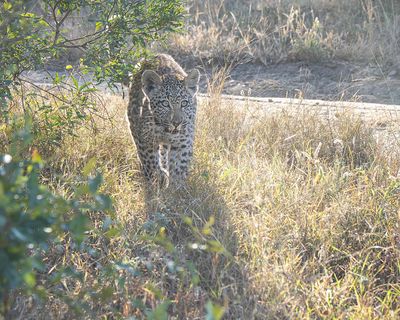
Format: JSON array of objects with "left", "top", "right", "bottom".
[{"left": 0, "top": 121, "right": 112, "bottom": 314}]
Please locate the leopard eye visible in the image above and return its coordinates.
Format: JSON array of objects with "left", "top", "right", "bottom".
[
  {"left": 161, "top": 100, "right": 169, "bottom": 107},
  {"left": 181, "top": 100, "right": 188, "bottom": 107}
]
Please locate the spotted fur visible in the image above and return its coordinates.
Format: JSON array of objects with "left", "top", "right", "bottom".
[{"left": 127, "top": 54, "right": 200, "bottom": 187}]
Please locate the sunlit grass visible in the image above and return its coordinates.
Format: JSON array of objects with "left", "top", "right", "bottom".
[
  {"left": 169, "top": 0, "right": 400, "bottom": 66},
  {"left": 9, "top": 87, "right": 397, "bottom": 318}
]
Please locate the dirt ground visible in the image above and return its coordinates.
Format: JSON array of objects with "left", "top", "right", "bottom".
[
  {"left": 25, "top": 57, "right": 400, "bottom": 106},
  {"left": 179, "top": 57, "right": 400, "bottom": 105}
]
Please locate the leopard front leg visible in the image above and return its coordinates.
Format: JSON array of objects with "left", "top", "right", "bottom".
[
  {"left": 137, "top": 146, "right": 165, "bottom": 186},
  {"left": 158, "top": 144, "right": 171, "bottom": 187},
  {"left": 168, "top": 141, "right": 193, "bottom": 184}
]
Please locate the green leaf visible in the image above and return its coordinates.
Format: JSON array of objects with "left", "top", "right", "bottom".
[
  {"left": 0, "top": 215, "right": 6, "bottom": 227},
  {"left": 207, "top": 240, "right": 225, "bottom": 253},
  {"left": 65, "top": 65, "right": 73, "bottom": 71},
  {"left": 202, "top": 216, "right": 215, "bottom": 235},
  {"left": 3, "top": 2, "right": 12, "bottom": 10},
  {"left": 31, "top": 149, "right": 42, "bottom": 164},
  {"left": 23, "top": 272, "right": 36, "bottom": 288},
  {"left": 11, "top": 228, "right": 28, "bottom": 242},
  {"left": 71, "top": 75, "right": 79, "bottom": 89},
  {"left": 186, "top": 261, "right": 200, "bottom": 286},
  {"left": 94, "top": 194, "right": 112, "bottom": 210},
  {"left": 205, "top": 301, "right": 225, "bottom": 320},
  {"left": 182, "top": 216, "right": 193, "bottom": 226},
  {"left": 104, "top": 226, "right": 121, "bottom": 239},
  {"left": 89, "top": 174, "right": 102, "bottom": 193},
  {"left": 54, "top": 72, "right": 60, "bottom": 84},
  {"left": 95, "top": 21, "right": 103, "bottom": 31},
  {"left": 68, "top": 214, "right": 89, "bottom": 244}
]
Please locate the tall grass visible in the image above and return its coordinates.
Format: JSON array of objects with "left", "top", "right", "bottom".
[
  {"left": 8, "top": 82, "right": 400, "bottom": 318},
  {"left": 169, "top": 0, "right": 400, "bottom": 66},
  {"left": 196, "top": 92, "right": 400, "bottom": 318}
]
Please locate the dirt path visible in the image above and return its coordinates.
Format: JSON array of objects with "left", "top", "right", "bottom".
[
  {"left": 25, "top": 57, "right": 400, "bottom": 106},
  {"left": 198, "top": 94, "right": 400, "bottom": 121},
  {"left": 182, "top": 59, "right": 400, "bottom": 106}
]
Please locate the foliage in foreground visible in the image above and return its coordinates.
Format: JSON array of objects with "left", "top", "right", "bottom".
[
  {"left": 1, "top": 1, "right": 399, "bottom": 317},
  {"left": 0, "top": 120, "right": 113, "bottom": 315}
]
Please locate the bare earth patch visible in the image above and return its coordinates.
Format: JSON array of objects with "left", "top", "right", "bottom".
[{"left": 178, "top": 58, "right": 400, "bottom": 105}]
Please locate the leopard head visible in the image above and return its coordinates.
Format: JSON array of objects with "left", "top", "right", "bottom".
[{"left": 141, "top": 69, "right": 200, "bottom": 134}]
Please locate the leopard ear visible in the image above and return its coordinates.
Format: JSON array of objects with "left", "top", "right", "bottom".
[
  {"left": 142, "top": 70, "right": 162, "bottom": 96},
  {"left": 184, "top": 69, "right": 200, "bottom": 95}
]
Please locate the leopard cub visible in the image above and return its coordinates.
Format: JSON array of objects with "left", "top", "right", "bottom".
[{"left": 127, "top": 54, "right": 200, "bottom": 187}]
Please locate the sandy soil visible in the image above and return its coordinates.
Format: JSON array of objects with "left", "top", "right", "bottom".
[{"left": 180, "top": 58, "right": 400, "bottom": 105}]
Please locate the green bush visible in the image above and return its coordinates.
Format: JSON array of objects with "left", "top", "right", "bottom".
[
  {"left": 0, "top": 0, "right": 184, "bottom": 84},
  {"left": 0, "top": 121, "right": 112, "bottom": 313}
]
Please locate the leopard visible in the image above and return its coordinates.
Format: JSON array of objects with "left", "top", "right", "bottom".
[{"left": 126, "top": 54, "right": 200, "bottom": 187}]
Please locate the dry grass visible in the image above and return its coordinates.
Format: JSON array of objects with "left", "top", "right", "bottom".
[
  {"left": 9, "top": 81, "right": 400, "bottom": 318},
  {"left": 167, "top": 0, "right": 400, "bottom": 67},
  {"left": 4, "top": 1, "right": 400, "bottom": 318}
]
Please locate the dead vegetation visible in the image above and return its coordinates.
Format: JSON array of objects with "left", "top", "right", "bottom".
[{"left": 168, "top": 0, "right": 400, "bottom": 67}]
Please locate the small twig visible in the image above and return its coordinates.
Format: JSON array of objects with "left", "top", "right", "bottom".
[
  {"left": 54, "top": 0, "right": 117, "bottom": 50},
  {"left": 58, "top": 10, "right": 71, "bottom": 27},
  {"left": 17, "top": 77, "right": 71, "bottom": 104},
  {"left": 57, "top": 32, "right": 106, "bottom": 50}
]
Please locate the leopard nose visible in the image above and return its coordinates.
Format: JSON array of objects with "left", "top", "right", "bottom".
[{"left": 172, "top": 120, "right": 182, "bottom": 128}]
